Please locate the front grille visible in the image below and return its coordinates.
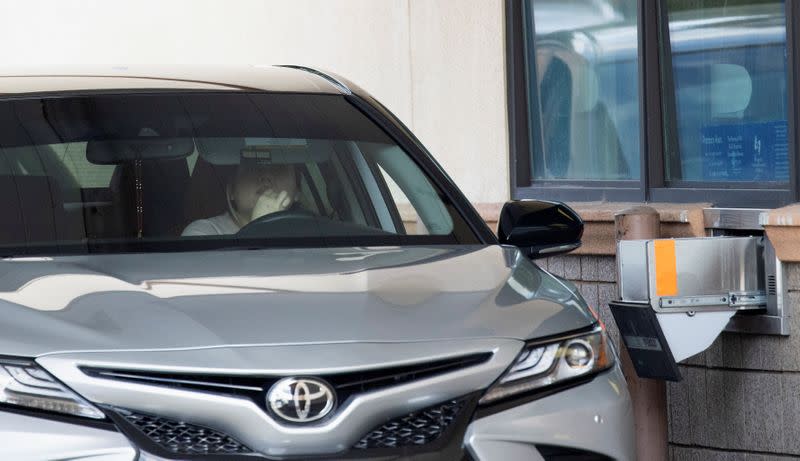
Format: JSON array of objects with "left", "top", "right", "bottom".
[
  {"left": 117, "top": 409, "right": 252, "bottom": 456},
  {"left": 87, "top": 356, "right": 489, "bottom": 458},
  {"left": 354, "top": 399, "right": 466, "bottom": 450},
  {"left": 82, "top": 353, "right": 490, "bottom": 408}
]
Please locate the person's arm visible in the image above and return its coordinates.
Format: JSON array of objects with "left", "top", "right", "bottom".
[{"left": 181, "top": 219, "right": 221, "bottom": 237}]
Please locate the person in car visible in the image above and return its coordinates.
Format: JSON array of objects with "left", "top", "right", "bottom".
[{"left": 182, "top": 163, "right": 299, "bottom": 236}]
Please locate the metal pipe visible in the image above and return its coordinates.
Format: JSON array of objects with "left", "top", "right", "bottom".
[{"left": 614, "top": 206, "right": 668, "bottom": 461}]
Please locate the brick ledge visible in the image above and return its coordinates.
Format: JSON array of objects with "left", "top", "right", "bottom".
[
  {"left": 762, "top": 204, "right": 800, "bottom": 262},
  {"left": 400, "top": 201, "right": 712, "bottom": 256}
]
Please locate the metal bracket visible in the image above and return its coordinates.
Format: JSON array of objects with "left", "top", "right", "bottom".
[{"left": 658, "top": 291, "right": 766, "bottom": 312}]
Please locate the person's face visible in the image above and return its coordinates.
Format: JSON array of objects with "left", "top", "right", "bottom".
[{"left": 231, "top": 164, "right": 297, "bottom": 215}]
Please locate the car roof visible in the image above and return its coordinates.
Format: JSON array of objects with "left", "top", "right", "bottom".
[{"left": 0, "top": 65, "right": 350, "bottom": 96}]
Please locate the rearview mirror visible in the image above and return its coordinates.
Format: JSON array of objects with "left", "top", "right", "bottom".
[
  {"left": 497, "top": 200, "right": 583, "bottom": 259},
  {"left": 86, "top": 138, "right": 194, "bottom": 165}
]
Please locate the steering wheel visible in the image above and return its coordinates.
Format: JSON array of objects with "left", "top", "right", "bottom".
[{"left": 236, "top": 209, "right": 318, "bottom": 238}]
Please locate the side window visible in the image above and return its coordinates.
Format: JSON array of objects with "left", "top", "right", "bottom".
[
  {"left": 326, "top": 149, "right": 371, "bottom": 226},
  {"left": 51, "top": 142, "right": 115, "bottom": 188},
  {"left": 358, "top": 142, "right": 454, "bottom": 236},
  {"left": 304, "top": 163, "right": 334, "bottom": 217},
  {"left": 0, "top": 144, "right": 83, "bottom": 196},
  {"left": 295, "top": 164, "right": 330, "bottom": 217},
  {"left": 661, "top": 1, "right": 788, "bottom": 183},
  {"left": 377, "top": 166, "right": 428, "bottom": 235}
]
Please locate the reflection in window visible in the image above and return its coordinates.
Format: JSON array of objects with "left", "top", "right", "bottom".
[
  {"left": 526, "top": 0, "right": 641, "bottom": 180},
  {"left": 662, "top": 1, "right": 788, "bottom": 182}
]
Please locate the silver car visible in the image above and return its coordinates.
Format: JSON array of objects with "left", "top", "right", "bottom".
[{"left": 0, "top": 66, "right": 633, "bottom": 460}]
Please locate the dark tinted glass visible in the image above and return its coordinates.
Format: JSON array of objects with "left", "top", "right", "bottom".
[
  {"left": 526, "top": 0, "right": 641, "bottom": 180},
  {"left": 661, "top": 1, "right": 788, "bottom": 182},
  {"left": 0, "top": 93, "right": 477, "bottom": 255}
]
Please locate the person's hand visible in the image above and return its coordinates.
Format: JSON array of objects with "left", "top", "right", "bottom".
[{"left": 250, "top": 190, "right": 293, "bottom": 221}]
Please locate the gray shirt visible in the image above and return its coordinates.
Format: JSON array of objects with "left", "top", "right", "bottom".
[{"left": 182, "top": 213, "right": 241, "bottom": 236}]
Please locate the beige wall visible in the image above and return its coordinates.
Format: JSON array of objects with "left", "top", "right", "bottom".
[
  {"left": 409, "top": 0, "right": 509, "bottom": 205},
  {"left": 0, "top": 0, "right": 509, "bottom": 204}
]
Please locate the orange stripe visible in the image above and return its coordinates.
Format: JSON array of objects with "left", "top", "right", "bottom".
[{"left": 654, "top": 239, "right": 678, "bottom": 297}]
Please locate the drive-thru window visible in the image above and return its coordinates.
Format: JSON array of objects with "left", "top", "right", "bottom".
[
  {"left": 509, "top": 0, "right": 793, "bottom": 206},
  {"left": 507, "top": 0, "right": 795, "bottom": 362},
  {"left": 506, "top": 1, "right": 800, "bottom": 459}
]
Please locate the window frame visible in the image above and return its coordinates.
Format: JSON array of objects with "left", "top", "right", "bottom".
[{"left": 507, "top": 0, "right": 800, "bottom": 207}]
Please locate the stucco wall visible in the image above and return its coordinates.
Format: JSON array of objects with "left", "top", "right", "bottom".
[
  {"left": 408, "top": 0, "right": 509, "bottom": 205},
  {"left": 0, "top": 0, "right": 510, "bottom": 204}
]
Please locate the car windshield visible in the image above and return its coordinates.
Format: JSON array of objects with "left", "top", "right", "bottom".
[{"left": 0, "top": 92, "right": 478, "bottom": 255}]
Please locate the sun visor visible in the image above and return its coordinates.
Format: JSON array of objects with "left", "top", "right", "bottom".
[
  {"left": 86, "top": 137, "right": 195, "bottom": 165},
  {"left": 197, "top": 138, "right": 329, "bottom": 165}
]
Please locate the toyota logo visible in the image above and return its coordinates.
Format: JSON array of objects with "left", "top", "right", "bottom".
[{"left": 267, "top": 377, "right": 336, "bottom": 423}]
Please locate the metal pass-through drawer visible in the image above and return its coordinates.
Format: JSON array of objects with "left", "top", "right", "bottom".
[
  {"left": 619, "top": 236, "right": 765, "bottom": 313},
  {"left": 612, "top": 236, "right": 778, "bottom": 375}
]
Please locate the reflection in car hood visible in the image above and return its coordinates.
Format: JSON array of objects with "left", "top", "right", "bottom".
[{"left": 0, "top": 245, "right": 595, "bottom": 356}]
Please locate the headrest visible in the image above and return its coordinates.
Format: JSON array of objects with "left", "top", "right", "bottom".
[{"left": 710, "top": 63, "right": 752, "bottom": 118}]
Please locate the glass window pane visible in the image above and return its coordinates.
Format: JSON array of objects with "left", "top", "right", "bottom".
[
  {"left": 52, "top": 142, "right": 115, "bottom": 188},
  {"left": 662, "top": 1, "right": 788, "bottom": 183},
  {"left": 362, "top": 143, "right": 454, "bottom": 236},
  {"left": 526, "top": 0, "right": 641, "bottom": 180},
  {"left": 377, "top": 165, "right": 425, "bottom": 234},
  {"left": 0, "top": 93, "right": 475, "bottom": 255}
]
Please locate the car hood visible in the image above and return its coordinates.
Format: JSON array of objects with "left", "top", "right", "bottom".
[{"left": 0, "top": 245, "right": 596, "bottom": 357}]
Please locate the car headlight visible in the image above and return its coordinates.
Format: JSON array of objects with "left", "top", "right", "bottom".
[
  {"left": 480, "top": 326, "right": 615, "bottom": 405},
  {"left": 0, "top": 357, "right": 104, "bottom": 419}
]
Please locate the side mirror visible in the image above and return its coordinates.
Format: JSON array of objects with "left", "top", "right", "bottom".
[{"left": 497, "top": 200, "right": 583, "bottom": 259}]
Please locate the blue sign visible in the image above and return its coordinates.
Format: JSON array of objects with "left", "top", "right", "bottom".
[{"left": 701, "top": 120, "right": 788, "bottom": 181}]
